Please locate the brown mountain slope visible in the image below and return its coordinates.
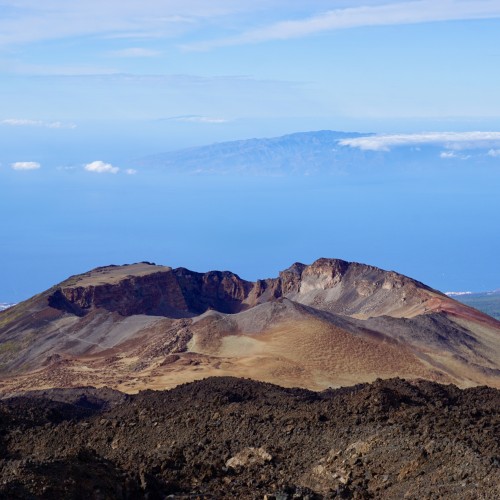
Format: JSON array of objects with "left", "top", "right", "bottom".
[{"left": 0, "top": 259, "right": 499, "bottom": 394}]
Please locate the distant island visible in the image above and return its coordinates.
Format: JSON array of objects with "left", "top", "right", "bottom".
[{"left": 448, "top": 290, "right": 500, "bottom": 320}]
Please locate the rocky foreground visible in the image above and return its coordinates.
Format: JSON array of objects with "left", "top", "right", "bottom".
[{"left": 0, "top": 377, "right": 499, "bottom": 499}]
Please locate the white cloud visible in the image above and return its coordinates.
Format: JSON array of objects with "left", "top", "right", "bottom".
[
  {"left": 339, "top": 132, "right": 500, "bottom": 151},
  {"left": 3, "top": 60, "right": 119, "bottom": 76},
  {"left": 0, "top": 0, "right": 499, "bottom": 58},
  {"left": 440, "top": 151, "right": 457, "bottom": 159},
  {"left": 184, "top": 0, "right": 500, "bottom": 50},
  {"left": 1, "top": 118, "right": 76, "bottom": 129},
  {"left": 84, "top": 160, "right": 120, "bottom": 174},
  {"left": 3, "top": 1, "right": 499, "bottom": 52},
  {"left": 167, "top": 115, "right": 228, "bottom": 123},
  {"left": 108, "top": 47, "right": 162, "bottom": 58},
  {"left": 0, "top": 1, "right": 271, "bottom": 48},
  {"left": 47, "top": 121, "right": 76, "bottom": 129},
  {"left": 125, "top": 168, "right": 137, "bottom": 175},
  {"left": 56, "top": 167, "right": 77, "bottom": 172},
  {"left": 439, "top": 151, "right": 470, "bottom": 160},
  {"left": 11, "top": 161, "right": 41, "bottom": 170},
  {"left": 487, "top": 149, "right": 500, "bottom": 157}
]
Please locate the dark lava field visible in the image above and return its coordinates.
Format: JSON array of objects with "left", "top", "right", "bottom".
[{"left": 0, "top": 377, "right": 499, "bottom": 499}]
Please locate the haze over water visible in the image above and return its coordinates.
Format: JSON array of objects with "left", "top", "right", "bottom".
[{"left": 1, "top": 1, "right": 499, "bottom": 301}]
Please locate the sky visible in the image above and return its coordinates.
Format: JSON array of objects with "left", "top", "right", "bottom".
[{"left": 1, "top": 0, "right": 500, "bottom": 300}]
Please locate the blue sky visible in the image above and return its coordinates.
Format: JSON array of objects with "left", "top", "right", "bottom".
[
  {"left": 1, "top": 0, "right": 500, "bottom": 300},
  {"left": 1, "top": 0, "right": 500, "bottom": 128}
]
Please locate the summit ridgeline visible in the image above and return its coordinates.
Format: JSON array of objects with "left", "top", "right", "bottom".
[{"left": 1, "top": 258, "right": 499, "bottom": 394}]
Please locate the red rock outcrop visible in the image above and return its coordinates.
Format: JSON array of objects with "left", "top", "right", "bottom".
[
  {"left": 54, "top": 270, "right": 189, "bottom": 317},
  {"left": 1, "top": 258, "right": 499, "bottom": 393},
  {"left": 45, "top": 259, "right": 487, "bottom": 323}
]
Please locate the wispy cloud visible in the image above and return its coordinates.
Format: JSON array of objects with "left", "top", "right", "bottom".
[
  {"left": 339, "top": 132, "right": 500, "bottom": 151},
  {"left": 440, "top": 151, "right": 458, "bottom": 159},
  {"left": 487, "top": 149, "right": 500, "bottom": 157},
  {"left": 108, "top": 47, "right": 162, "bottom": 58},
  {"left": 56, "top": 166, "right": 78, "bottom": 171},
  {"left": 84, "top": 161, "right": 120, "bottom": 174},
  {"left": 125, "top": 168, "right": 137, "bottom": 175},
  {"left": 0, "top": 1, "right": 262, "bottom": 48},
  {"left": 1, "top": 58, "right": 119, "bottom": 76},
  {"left": 439, "top": 151, "right": 470, "bottom": 160},
  {"left": 11, "top": 161, "right": 41, "bottom": 170},
  {"left": 1, "top": 118, "right": 76, "bottom": 129},
  {"left": 184, "top": 0, "right": 500, "bottom": 50},
  {"left": 166, "top": 115, "right": 228, "bottom": 123}
]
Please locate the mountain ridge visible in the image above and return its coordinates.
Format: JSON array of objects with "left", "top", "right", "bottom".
[
  {"left": 0, "top": 258, "right": 499, "bottom": 394},
  {"left": 135, "top": 129, "right": 500, "bottom": 176},
  {"left": 136, "top": 130, "right": 375, "bottom": 175}
]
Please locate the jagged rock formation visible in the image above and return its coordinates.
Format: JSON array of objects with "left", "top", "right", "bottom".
[
  {"left": 0, "top": 377, "right": 499, "bottom": 499},
  {"left": 0, "top": 258, "right": 499, "bottom": 394},
  {"left": 38, "top": 258, "right": 485, "bottom": 320},
  {"left": 51, "top": 264, "right": 255, "bottom": 317}
]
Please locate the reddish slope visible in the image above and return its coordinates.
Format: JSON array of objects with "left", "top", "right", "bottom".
[{"left": 0, "top": 259, "right": 498, "bottom": 394}]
